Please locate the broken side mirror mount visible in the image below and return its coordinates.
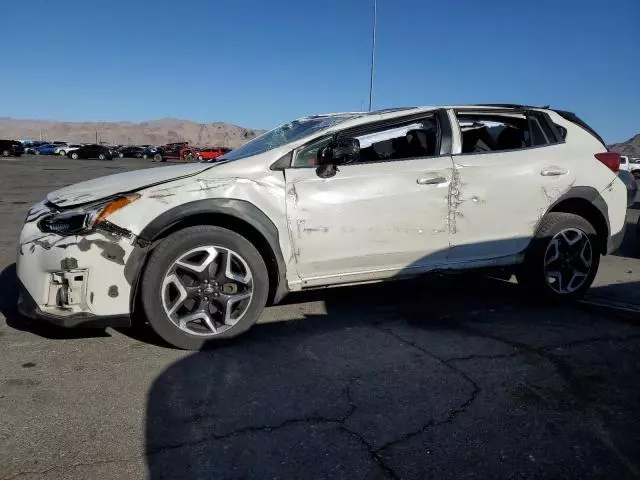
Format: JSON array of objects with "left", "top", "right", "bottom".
[{"left": 316, "top": 137, "right": 360, "bottom": 178}]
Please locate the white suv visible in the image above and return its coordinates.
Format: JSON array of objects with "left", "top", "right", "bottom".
[{"left": 16, "top": 105, "right": 627, "bottom": 349}]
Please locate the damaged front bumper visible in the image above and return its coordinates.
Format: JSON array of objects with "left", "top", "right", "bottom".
[{"left": 16, "top": 205, "right": 135, "bottom": 328}]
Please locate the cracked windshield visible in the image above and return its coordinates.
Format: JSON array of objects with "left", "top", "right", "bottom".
[{"left": 1, "top": 0, "right": 638, "bottom": 479}]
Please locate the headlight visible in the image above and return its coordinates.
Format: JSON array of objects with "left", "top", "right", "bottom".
[{"left": 37, "top": 194, "right": 139, "bottom": 235}]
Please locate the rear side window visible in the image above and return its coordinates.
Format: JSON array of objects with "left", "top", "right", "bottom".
[
  {"left": 456, "top": 111, "right": 562, "bottom": 154},
  {"left": 552, "top": 110, "right": 605, "bottom": 147}
]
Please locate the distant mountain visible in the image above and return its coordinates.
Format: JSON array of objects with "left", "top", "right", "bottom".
[
  {"left": 610, "top": 133, "right": 640, "bottom": 158},
  {"left": 0, "top": 117, "right": 265, "bottom": 148}
]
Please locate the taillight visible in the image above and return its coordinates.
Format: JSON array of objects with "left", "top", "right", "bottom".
[{"left": 594, "top": 152, "right": 620, "bottom": 173}]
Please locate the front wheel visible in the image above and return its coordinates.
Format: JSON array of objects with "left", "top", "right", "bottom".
[
  {"left": 98, "top": 153, "right": 106, "bottom": 160},
  {"left": 517, "top": 212, "right": 600, "bottom": 300},
  {"left": 140, "top": 226, "right": 269, "bottom": 350}
]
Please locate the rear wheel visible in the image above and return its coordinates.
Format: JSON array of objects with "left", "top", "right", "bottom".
[
  {"left": 517, "top": 212, "right": 600, "bottom": 300},
  {"left": 119, "top": 153, "right": 124, "bottom": 158},
  {"left": 98, "top": 153, "right": 106, "bottom": 160},
  {"left": 153, "top": 153, "right": 163, "bottom": 162},
  {"left": 141, "top": 226, "right": 269, "bottom": 350},
  {"left": 142, "top": 154, "right": 148, "bottom": 160},
  {"left": 1, "top": 150, "right": 9, "bottom": 157},
  {"left": 71, "top": 152, "right": 79, "bottom": 160},
  {"left": 35, "top": 150, "right": 40, "bottom": 155},
  {"left": 59, "top": 151, "right": 66, "bottom": 156}
]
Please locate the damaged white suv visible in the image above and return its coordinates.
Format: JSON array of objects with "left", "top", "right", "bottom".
[{"left": 17, "top": 105, "right": 627, "bottom": 349}]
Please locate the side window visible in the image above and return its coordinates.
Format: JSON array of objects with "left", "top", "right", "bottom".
[
  {"left": 292, "top": 136, "right": 332, "bottom": 168},
  {"left": 355, "top": 118, "right": 439, "bottom": 163},
  {"left": 292, "top": 116, "right": 440, "bottom": 168},
  {"left": 456, "top": 111, "right": 561, "bottom": 154}
]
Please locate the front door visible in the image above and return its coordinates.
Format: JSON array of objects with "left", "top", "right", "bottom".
[{"left": 284, "top": 113, "right": 454, "bottom": 287}]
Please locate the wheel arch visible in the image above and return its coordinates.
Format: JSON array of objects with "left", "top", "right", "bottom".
[
  {"left": 125, "top": 199, "right": 288, "bottom": 319},
  {"left": 542, "top": 186, "right": 610, "bottom": 255}
]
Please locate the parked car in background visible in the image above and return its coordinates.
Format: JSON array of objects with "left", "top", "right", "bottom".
[
  {"left": 23, "top": 141, "right": 47, "bottom": 154},
  {"left": 0, "top": 139, "right": 25, "bottom": 157},
  {"left": 55, "top": 144, "right": 82, "bottom": 156},
  {"left": 197, "top": 147, "right": 231, "bottom": 162},
  {"left": 150, "top": 142, "right": 193, "bottom": 162},
  {"left": 15, "top": 104, "right": 628, "bottom": 350},
  {"left": 617, "top": 170, "right": 638, "bottom": 207},
  {"left": 118, "top": 146, "right": 144, "bottom": 158},
  {"left": 140, "top": 146, "right": 158, "bottom": 160},
  {"left": 35, "top": 144, "right": 60, "bottom": 155},
  {"left": 620, "top": 155, "right": 640, "bottom": 179},
  {"left": 69, "top": 144, "right": 115, "bottom": 160}
]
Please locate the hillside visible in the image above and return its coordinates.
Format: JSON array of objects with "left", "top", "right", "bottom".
[
  {"left": 610, "top": 133, "right": 640, "bottom": 158},
  {"left": 0, "top": 117, "right": 265, "bottom": 148}
]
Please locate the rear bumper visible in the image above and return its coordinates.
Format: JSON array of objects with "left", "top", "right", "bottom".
[
  {"left": 608, "top": 227, "right": 625, "bottom": 254},
  {"left": 17, "top": 280, "right": 130, "bottom": 328}
]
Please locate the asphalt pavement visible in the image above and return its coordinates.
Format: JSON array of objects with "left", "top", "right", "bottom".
[{"left": 1, "top": 156, "right": 639, "bottom": 480}]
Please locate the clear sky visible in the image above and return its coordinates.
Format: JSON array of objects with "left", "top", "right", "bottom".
[{"left": 2, "top": 0, "right": 638, "bottom": 142}]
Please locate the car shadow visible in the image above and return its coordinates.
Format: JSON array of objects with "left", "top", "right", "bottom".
[
  {"left": 143, "top": 272, "right": 640, "bottom": 479},
  {"left": 0, "top": 263, "right": 111, "bottom": 339}
]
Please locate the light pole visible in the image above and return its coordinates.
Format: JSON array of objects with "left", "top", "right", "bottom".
[{"left": 368, "top": 0, "right": 377, "bottom": 112}]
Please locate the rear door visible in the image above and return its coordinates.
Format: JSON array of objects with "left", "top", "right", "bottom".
[{"left": 448, "top": 108, "right": 573, "bottom": 262}]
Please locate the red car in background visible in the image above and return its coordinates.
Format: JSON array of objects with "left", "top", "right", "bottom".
[{"left": 197, "top": 147, "right": 231, "bottom": 162}]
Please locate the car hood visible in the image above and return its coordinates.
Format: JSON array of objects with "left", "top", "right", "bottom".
[{"left": 47, "top": 163, "right": 214, "bottom": 207}]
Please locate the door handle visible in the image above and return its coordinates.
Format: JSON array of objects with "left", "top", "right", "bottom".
[
  {"left": 417, "top": 176, "right": 447, "bottom": 185},
  {"left": 540, "top": 167, "right": 568, "bottom": 176}
]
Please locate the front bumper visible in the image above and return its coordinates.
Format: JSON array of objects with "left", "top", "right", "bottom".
[
  {"left": 17, "top": 280, "right": 130, "bottom": 328},
  {"left": 16, "top": 204, "right": 136, "bottom": 327}
]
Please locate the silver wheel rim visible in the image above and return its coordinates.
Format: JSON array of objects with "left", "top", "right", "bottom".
[
  {"left": 161, "top": 245, "right": 253, "bottom": 337},
  {"left": 543, "top": 228, "right": 593, "bottom": 294}
]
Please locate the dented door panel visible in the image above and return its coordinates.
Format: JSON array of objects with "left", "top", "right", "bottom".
[
  {"left": 284, "top": 157, "right": 453, "bottom": 283},
  {"left": 448, "top": 143, "right": 577, "bottom": 261}
]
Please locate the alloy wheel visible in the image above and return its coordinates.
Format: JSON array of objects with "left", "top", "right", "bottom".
[
  {"left": 161, "top": 245, "right": 254, "bottom": 336},
  {"left": 543, "top": 228, "right": 593, "bottom": 294}
]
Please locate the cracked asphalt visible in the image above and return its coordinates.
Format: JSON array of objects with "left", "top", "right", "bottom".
[{"left": 1, "top": 156, "right": 640, "bottom": 479}]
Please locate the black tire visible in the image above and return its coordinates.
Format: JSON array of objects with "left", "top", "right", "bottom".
[
  {"left": 59, "top": 151, "right": 66, "bottom": 156},
  {"left": 153, "top": 153, "right": 163, "bottom": 162},
  {"left": 1, "top": 150, "right": 9, "bottom": 157},
  {"left": 119, "top": 153, "right": 124, "bottom": 158},
  {"left": 142, "top": 154, "right": 148, "bottom": 160},
  {"left": 516, "top": 212, "right": 600, "bottom": 300},
  {"left": 35, "top": 150, "right": 40, "bottom": 155},
  {"left": 98, "top": 153, "right": 106, "bottom": 160},
  {"left": 71, "top": 152, "right": 79, "bottom": 160},
  {"left": 140, "top": 225, "right": 269, "bottom": 350}
]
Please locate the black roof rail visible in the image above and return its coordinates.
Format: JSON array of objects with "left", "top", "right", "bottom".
[{"left": 471, "top": 103, "right": 550, "bottom": 109}]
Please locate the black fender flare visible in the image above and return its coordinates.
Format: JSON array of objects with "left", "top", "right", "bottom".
[
  {"left": 535, "top": 185, "right": 611, "bottom": 252},
  {"left": 125, "top": 199, "right": 288, "bottom": 310}
]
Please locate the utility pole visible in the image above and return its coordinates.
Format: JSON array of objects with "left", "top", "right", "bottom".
[
  {"left": 368, "top": 0, "right": 377, "bottom": 112},
  {"left": 95, "top": 131, "right": 98, "bottom": 144}
]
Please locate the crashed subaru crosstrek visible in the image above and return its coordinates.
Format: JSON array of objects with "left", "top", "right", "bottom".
[{"left": 17, "top": 105, "right": 627, "bottom": 349}]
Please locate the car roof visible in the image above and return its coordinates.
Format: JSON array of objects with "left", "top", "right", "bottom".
[{"left": 306, "top": 104, "right": 549, "bottom": 131}]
